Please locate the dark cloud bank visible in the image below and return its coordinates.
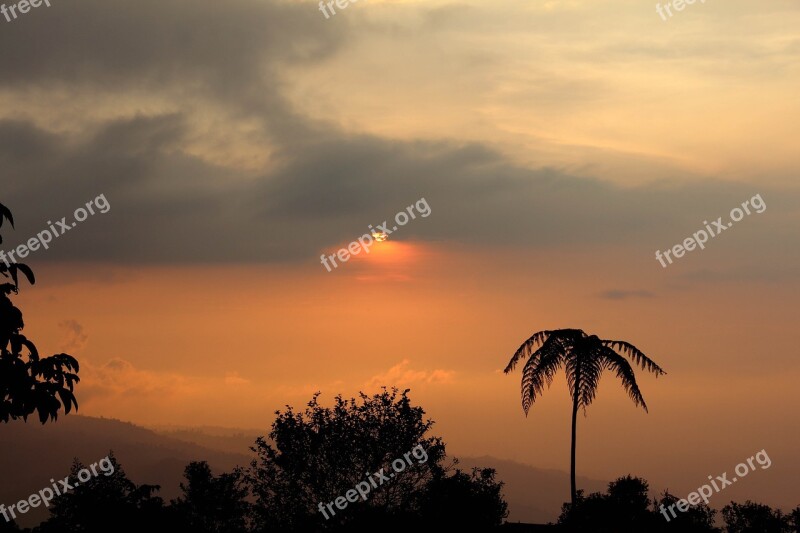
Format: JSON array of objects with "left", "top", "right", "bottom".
[{"left": 0, "top": 0, "right": 795, "bottom": 269}]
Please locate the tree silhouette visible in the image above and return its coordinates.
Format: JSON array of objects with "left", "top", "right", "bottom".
[
  {"left": 169, "top": 461, "right": 251, "bottom": 533},
  {"left": 504, "top": 328, "right": 665, "bottom": 506},
  {"left": 420, "top": 466, "right": 508, "bottom": 530},
  {"left": 655, "top": 491, "right": 719, "bottom": 532},
  {"left": 36, "top": 454, "right": 164, "bottom": 533},
  {"left": 0, "top": 202, "right": 80, "bottom": 424},
  {"left": 248, "top": 387, "right": 507, "bottom": 532},
  {"left": 0, "top": 519, "right": 21, "bottom": 532},
  {"left": 721, "top": 501, "right": 790, "bottom": 533},
  {"left": 557, "top": 476, "right": 720, "bottom": 532},
  {"left": 786, "top": 506, "right": 800, "bottom": 532},
  {"left": 558, "top": 476, "right": 658, "bottom": 532}
]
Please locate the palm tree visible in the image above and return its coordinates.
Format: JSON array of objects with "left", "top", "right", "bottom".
[{"left": 504, "top": 328, "right": 665, "bottom": 506}]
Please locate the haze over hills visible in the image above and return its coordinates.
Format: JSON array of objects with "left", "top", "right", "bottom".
[
  {"left": 0, "top": 416, "right": 252, "bottom": 527},
  {"left": 150, "top": 424, "right": 263, "bottom": 456},
  {"left": 0, "top": 415, "right": 609, "bottom": 526}
]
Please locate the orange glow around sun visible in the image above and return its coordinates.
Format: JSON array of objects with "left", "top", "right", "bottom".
[
  {"left": 354, "top": 239, "right": 415, "bottom": 265},
  {"left": 317, "top": 238, "right": 435, "bottom": 282}
]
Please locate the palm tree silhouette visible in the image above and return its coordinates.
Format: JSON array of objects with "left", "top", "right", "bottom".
[{"left": 504, "top": 328, "right": 665, "bottom": 506}]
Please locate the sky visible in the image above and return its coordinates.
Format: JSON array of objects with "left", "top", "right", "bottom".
[{"left": 1, "top": 0, "right": 799, "bottom": 510}]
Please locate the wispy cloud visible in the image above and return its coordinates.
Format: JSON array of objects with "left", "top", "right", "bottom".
[
  {"left": 365, "top": 359, "right": 455, "bottom": 389},
  {"left": 58, "top": 319, "right": 89, "bottom": 352},
  {"left": 598, "top": 289, "right": 655, "bottom": 300}
]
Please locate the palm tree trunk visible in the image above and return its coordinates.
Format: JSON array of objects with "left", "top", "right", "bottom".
[
  {"left": 571, "top": 358, "right": 581, "bottom": 507},
  {"left": 570, "top": 390, "right": 578, "bottom": 507}
]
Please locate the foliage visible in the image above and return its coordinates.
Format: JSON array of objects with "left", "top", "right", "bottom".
[
  {"left": 168, "top": 461, "right": 251, "bottom": 533},
  {"left": 248, "top": 387, "right": 507, "bottom": 532},
  {"left": 721, "top": 501, "right": 791, "bottom": 533},
  {"left": 34, "top": 454, "right": 164, "bottom": 533},
  {"left": 505, "top": 329, "right": 665, "bottom": 416},
  {"left": 655, "top": 491, "right": 720, "bottom": 532},
  {"left": 0, "top": 202, "right": 79, "bottom": 424},
  {"left": 558, "top": 476, "right": 720, "bottom": 533},
  {"left": 419, "top": 466, "right": 508, "bottom": 530}
]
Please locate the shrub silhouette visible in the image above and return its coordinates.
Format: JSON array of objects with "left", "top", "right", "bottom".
[
  {"left": 721, "top": 500, "right": 792, "bottom": 533},
  {"left": 248, "top": 387, "right": 508, "bottom": 532},
  {"left": 558, "top": 476, "right": 720, "bottom": 533},
  {"left": 0, "top": 202, "right": 79, "bottom": 424},
  {"left": 420, "top": 466, "right": 508, "bottom": 530},
  {"left": 168, "top": 461, "right": 251, "bottom": 533},
  {"left": 655, "top": 491, "right": 719, "bottom": 532},
  {"left": 33, "top": 454, "right": 163, "bottom": 533},
  {"left": 558, "top": 476, "right": 657, "bottom": 532},
  {"left": 0, "top": 518, "right": 21, "bottom": 531}
]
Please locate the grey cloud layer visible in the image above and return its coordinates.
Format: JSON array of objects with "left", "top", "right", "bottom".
[{"left": 0, "top": 0, "right": 796, "bottom": 268}]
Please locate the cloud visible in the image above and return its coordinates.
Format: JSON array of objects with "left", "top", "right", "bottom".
[
  {"left": 78, "top": 358, "right": 189, "bottom": 403},
  {"left": 73, "top": 356, "right": 352, "bottom": 424},
  {"left": 0, "top": 0, "right": 345, "bottom": 91},
  {"left": 0, "top": 0, "right": 795, "bottom": 281},
  {"left": 598, "top": 289, "right": 655, "bottom": 300},
  {"left": 58, "top": 319, "right": 89, "bottom": 353},
  {"left": 224, "top": 372, "right": 251, "bottom": 386},
  {"left": 75, "top": 357, "right": 268, "bottom": 422},
  {"left": 2, "top": 113, "right": 795, "bottom": 270},
  {"left": 365, "top": 360, "right": 455, "bottom": 389}
]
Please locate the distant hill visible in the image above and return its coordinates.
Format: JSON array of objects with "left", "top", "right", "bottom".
[
  {"left": 0, "top": 415, "right": 252, "bottom": 528},
  {"left": 0, "top": 416, "right": 605, "bottom": 527},
  {"left": 150, "top": 424, "right": 263, "bottom": 456}
]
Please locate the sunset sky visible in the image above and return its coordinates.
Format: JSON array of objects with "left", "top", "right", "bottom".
[{"left": 2, "top": 0, "right": 798, "bottom": 511}]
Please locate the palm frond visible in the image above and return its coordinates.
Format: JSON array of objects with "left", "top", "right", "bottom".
[
  {"left": 599, "top": 347, "right": 648, "bottom": 412},
  {"left": 506, "top": 329, "right": 662, "bottom": 418},
  {"left": 563, "top": 339, "right": 605, "bottom": 411},
  {"left": 520, "top": 336, "right": 565, "bottom": 415},
  {"left": 602, "top": 340, "right": 666, "bottom": 376},
  {"left": 576, "top": 352, "right": 604, "bottom": 410},
  {"left": 504, "top": 330, "right": 552, "bottom": 373}
]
